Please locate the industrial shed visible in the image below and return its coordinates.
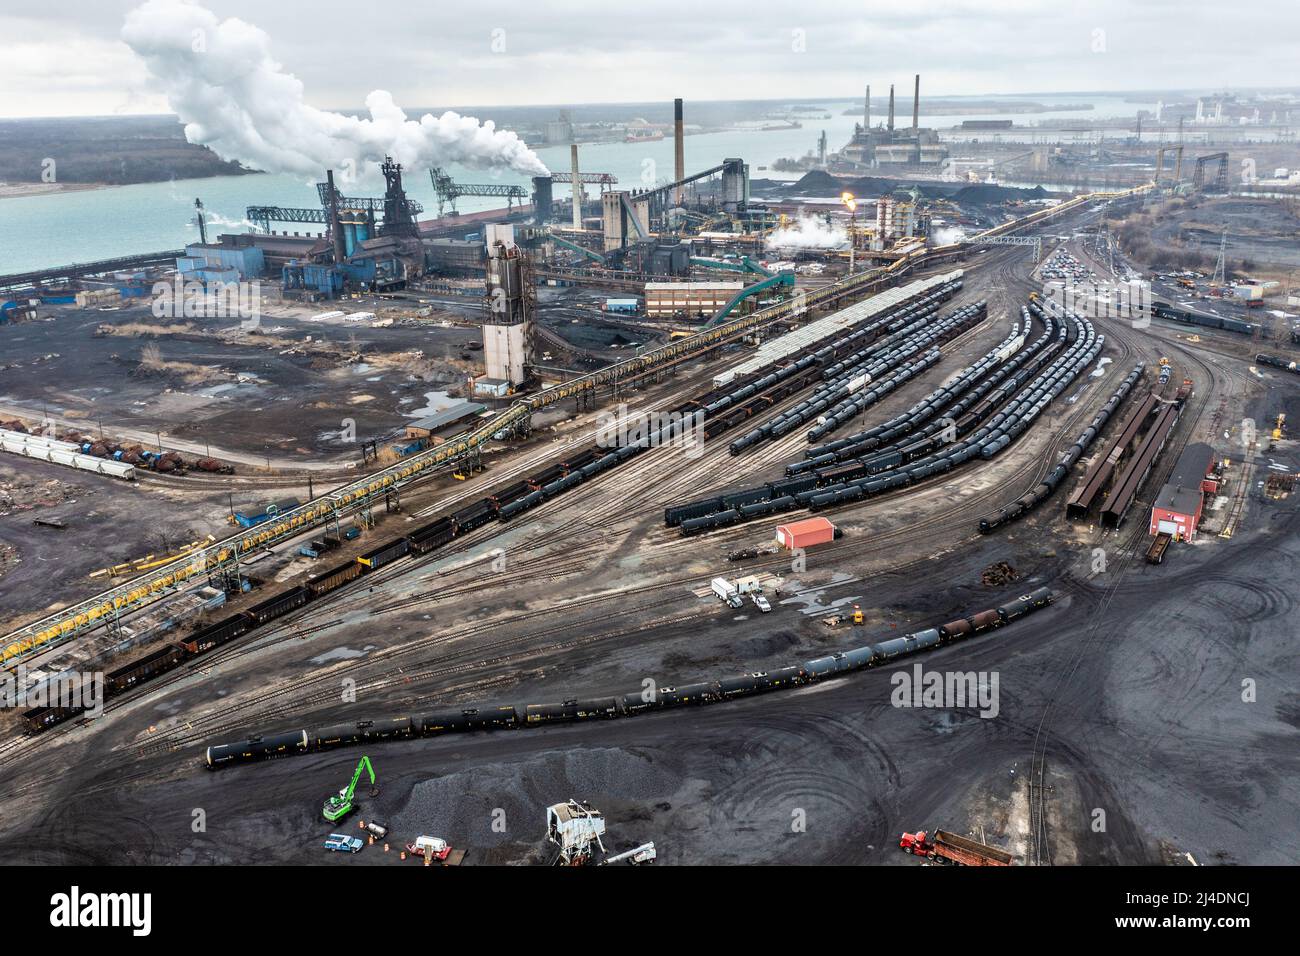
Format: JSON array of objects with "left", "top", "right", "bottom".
[
  {"left": 403, "top": 402, "right": 487, "bottom": 441},
  {"left": 1149, "top": 442, "right": 1217, "bottom": 541}
]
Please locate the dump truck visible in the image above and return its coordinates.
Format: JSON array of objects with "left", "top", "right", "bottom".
[
  {"left": 710, "top": 577, "right": 743, "bottom": 608},
  {"left": 899, "top": 829, "right": 1014, "bottom": 866}
]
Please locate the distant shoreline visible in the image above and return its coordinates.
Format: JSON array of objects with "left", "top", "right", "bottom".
[{"left": 0, "top": 181, "right": 109, "bottom": 198}]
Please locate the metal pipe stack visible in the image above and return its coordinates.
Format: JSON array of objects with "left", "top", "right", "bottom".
[{"left": 674, "top": 98, "right": 685, "bottom": 206}]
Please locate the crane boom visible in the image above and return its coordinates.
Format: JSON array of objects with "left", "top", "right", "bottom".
[
  {"left": 322, "top": 755, "right": 376, "bottom": 822},
  {"left": 343, "top": 755, "right": 375, "bottom": 803}
]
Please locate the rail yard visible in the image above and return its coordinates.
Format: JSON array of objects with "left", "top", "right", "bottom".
[{"left": 1, "top": 3, "right": 1298, "bottom": 898}]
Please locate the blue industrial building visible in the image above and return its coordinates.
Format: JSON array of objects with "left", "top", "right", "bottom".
[{"left": 177, "top": 243, "right": 265, "bottom": 285}]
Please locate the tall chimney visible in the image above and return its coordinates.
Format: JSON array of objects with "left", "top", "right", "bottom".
[
  {"left": 673, "top": 98, "right": 685, "bottom": 206},
  {"left": 887, "top": 85, "right": 895, "bottom": 131},
  {"left": 570, "top": 143, "right": 582, "bottom": 232},
  {"left": 864, "top": 85, "right": 870, "bottom": 129},
  {"left": 326, "top": 169, "right": 344, "bottom": 264},
  {"left": 912, "top": 74, "right": 920, "bottom": 129}
]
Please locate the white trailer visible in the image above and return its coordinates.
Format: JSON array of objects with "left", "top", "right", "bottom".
[
  {"left": 0, "top": 428, "right": 82, "bottom": 454},
  {"left": 710, "top": 577, "right": 743, "bottom": 608},
  {"left": 0, "top": 431, "right": 136, "bottom": 480}
]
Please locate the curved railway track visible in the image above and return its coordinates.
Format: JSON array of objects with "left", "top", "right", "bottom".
[
  {"left": 2, "top": 236, "right": 1169, "bottom": 780},
  {"left": 1021, "top": 315, "right": 1231, "bottom": 865}
]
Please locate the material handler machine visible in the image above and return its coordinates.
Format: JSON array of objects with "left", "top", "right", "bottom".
[{"left": 323, "top": 756, "right": 376, "bottom": 823}]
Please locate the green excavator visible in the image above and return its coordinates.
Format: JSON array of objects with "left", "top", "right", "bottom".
[{"left": 323, "top": 756, "right": 376, "bottom": 823}]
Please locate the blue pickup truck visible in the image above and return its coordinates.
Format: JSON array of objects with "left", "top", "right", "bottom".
[{"left": 324, "top": 834, "right": 363, "bottom": 853}]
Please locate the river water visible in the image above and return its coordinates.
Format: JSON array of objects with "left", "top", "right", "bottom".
[{"left": 0, "top": 94, "right": 1155, "bottom": 274}]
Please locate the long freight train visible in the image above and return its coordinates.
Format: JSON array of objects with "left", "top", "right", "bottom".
[
  {"left": 1152, "top": 301, "right": 1258, "bottom": 336},
  {"left": 205, "top": 587, "right": 1054, "bottom": 768}
]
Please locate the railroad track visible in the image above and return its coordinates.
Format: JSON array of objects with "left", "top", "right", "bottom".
[
  {"left": 1020, "top": 276, "right": 1233, "bottom": 865},
  {"left": 0, "top": 231, "right": 1123, "bottom": 777},
  {"left": 135, "top": 599, "right": 710, "bottom": 756}
]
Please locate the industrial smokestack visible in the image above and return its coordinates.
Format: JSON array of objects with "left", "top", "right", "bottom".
[
  {"left": 674, "top": 98, "right": 685, "bottom": 206},
  {"left": 864, "top": 85, "right": 870, "bottom": 129},
  {"left": 570, "top": 143, "right": 582, "bottom": 232},
  {"left": 326, "top": 169, "right": 344, "bottom": 264},
  {"left": 913, "top": 74, "right": 920, "bottom": 130},
  {"left": 887, "top": 85, "right": 895, "bottom": 131}
]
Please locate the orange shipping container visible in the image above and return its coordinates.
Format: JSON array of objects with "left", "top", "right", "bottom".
[{"left": 775, "top": 517, "right": 836, "bottom": 550}]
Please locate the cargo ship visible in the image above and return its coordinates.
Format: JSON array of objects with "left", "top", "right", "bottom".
[{"left": 625, "top": 127, "right": 665, "bottom": 142}]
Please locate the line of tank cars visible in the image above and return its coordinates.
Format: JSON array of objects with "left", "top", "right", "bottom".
[
  {"left": 205, "top": 587, "right": 1054, "bottom": 768},
  {"left": 22, "top": 279, "right": 965, "bottom": 736},
  {"left": 978, "top": 363, "right": 1145, "bottom": 533},
  {"left": 668, "top": 298, "right": 1105, "bottom": 536},
  {"left": 1256, "top": 353, "right": 1300, "bottom": 376},
  {"left": 728, "top": 300, "right": 987, "bottom": 452}
]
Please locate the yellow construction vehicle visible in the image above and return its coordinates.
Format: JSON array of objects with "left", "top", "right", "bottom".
[
  {"left": 852, "top": 605, "right": 864, "bottom": 625},
  {"left": 1273, "top": 413, "right": 1287, "bottom": 441}
]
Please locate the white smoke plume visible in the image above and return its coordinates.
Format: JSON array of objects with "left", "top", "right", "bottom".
[
  {"left": 121, "top": 0, "right": 549, "bottom": 181},
  {"left": 767, "top": 213, "right": 848, "bottom": 250},
  {"left": 930, "top": 225, "right": 967, "bottom": 245}
]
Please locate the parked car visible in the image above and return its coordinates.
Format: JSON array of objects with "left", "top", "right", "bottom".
[{"left": 324, "top": 833, "right": 364, "bottom": 853}]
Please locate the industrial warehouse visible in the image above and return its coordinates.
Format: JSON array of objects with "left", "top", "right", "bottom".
[{"left": 0, "top": 1, "right": 1296, "bottom": 914}]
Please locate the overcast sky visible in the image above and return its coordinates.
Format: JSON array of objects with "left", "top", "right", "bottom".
[{"left": 2, "top": 0, "right": 1297, "bottom": 118}]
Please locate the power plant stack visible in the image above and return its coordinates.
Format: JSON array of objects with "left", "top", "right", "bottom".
[
  {"left": 570, "top": 144, "right": 583, "bottom": 232},
  {"left": 482, "top": 223, "right": 533, "bottom": 388},
  {"left": 887, "top": 85, "right": 895, "bottom": 132},
  {"left": 326, "top": 170, "right": 345, "bottom": 264},
  {"left": 912, "top": 74, "right": 920, "bottom": 129},
  {"left": 673, "top": 98, "right": 685, "bottom": 207}
]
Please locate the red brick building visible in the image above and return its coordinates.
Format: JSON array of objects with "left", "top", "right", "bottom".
[{"left": 1149, "top": 442, "right": 1218, "bottom": 541}]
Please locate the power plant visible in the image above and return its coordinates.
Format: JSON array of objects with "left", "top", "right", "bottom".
[{"left": 839, "top": 74, "right": 950, "bottom": 169}]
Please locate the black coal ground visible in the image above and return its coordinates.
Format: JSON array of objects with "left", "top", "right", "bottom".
[{"left": 1, "top": 496, "right": 1295, "bottom": 866}]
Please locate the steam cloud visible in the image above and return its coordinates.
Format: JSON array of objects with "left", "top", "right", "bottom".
[
  {"left": 767, "top": 214, "right": 848, "bottom": 250},
  {"left": 121, "top": 0, "right": 549, "bottom": 181}
]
